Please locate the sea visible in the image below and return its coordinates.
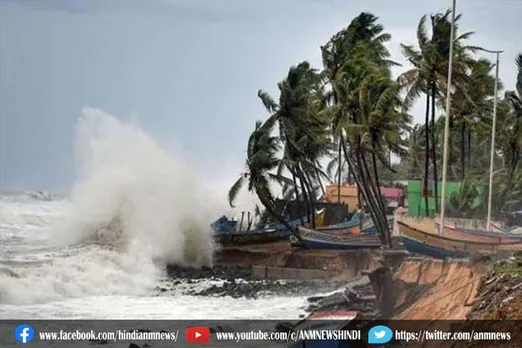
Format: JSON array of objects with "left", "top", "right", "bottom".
[{"left": 0, "top": 109, "right": 314, "bottom": 321}]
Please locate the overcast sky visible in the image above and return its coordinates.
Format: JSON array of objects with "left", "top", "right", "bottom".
[{"left": 1, "top": 0, "right": 520, "bottom": 199}]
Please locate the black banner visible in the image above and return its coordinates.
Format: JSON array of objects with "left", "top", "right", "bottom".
[{"left": 1, "top": 320, "right": 521, "bottom": 347}]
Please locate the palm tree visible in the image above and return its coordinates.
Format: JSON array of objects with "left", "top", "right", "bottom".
[
  {"left": 320, "top": 13, "right": 402, "bottom": 246},
  {"left": 228, "top": 121, "right": 306, "bottom": 245},
  {"left": 322, "top": 12, "right": 398, "bottom": 213},
  {"left": 488, "top": 53, "right": 522, "bottom": 216},
  {"left": 258, "top": 62, "right": 330, "bottom": 228},
  {"left": 399, "top": 10, "right": 475, "bottom": 215},
  {"left": 450, "top": 58, "right": 497, "bottom": 179},
  {"left": 502, "top": 53, "right": 522, "bottom": 179}
]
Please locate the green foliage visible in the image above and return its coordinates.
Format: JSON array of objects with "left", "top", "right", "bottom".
[
  {"left": 230, "top": 10, "right": 522, "bottom": 234},
  {"left": 448, "top": 174, "right": 485, "bottom": 218}
]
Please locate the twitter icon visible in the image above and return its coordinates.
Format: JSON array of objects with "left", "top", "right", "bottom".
[{"left": 368, "top": 325, "right": 393, "bottom": 344}]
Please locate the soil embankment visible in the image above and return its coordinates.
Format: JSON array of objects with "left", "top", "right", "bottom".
[
  {"left": 214, "top": 241, "right": 383, "bottom": 280},
  {"left": 392, "top": 259, "right": 487, "bottom": 319},
  {"left": 167, "top": 240, "right": 521, "bottom": 323}
]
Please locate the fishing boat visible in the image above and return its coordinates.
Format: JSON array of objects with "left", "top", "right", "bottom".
[
  {"left": 434, "top": 221, "right": 522, "bottom": 244},
  {"left": 290, "top": 226, "right": 382, "bottom": 250},
  {"left": 210, "top": 215, "right": 238, "bottom": 234},
  {"left": 318, "top": 215, "right": 394, "bottom": 235},
  {"left": 288, "top": 311, "right": 362, "bottom": 348},
  {"left": 396, "top": 220, "right": 522, "bottom": 259},
  {"left": 318, "top": 214, "right": 362, "bottom": 230},
  {"left": 264, "top": 216, "right": 309, "bottom": 232},
  {"left": 214, "top": 228, "right": 287, "bottom": 245}
]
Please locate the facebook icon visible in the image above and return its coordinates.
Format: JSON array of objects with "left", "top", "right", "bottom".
[{"left": 15, "top": 324, "right": 35, "bottom": 343}]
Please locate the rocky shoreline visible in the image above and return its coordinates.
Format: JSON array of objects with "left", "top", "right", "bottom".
[
  {"left": 163, "top": 264, "right": 343, "bottom": 299},
  {"left": 163, "top": 264, "right": 382, "bottom": 318}
]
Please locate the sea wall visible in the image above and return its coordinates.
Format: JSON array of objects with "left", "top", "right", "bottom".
[{"left": 215, "top": 242, "right": 384, "bottom": 281}]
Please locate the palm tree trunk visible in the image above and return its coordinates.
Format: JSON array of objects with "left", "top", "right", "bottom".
[
  {"left": 424, "top": 92, "right": 430, "bottom": 216},
  {"left": 361, "top": 150, "right": 390, "bottom": 247},
  {"left": 314, "top": 162, "right": 326, "bottom": 198},
  {"left": 302, "top": 168, "right": 317, "bottom": 228},
  {"left": 338, "top": 139, "right": 342, "bottom": 203},
  {"left": 460, "top": 122, "right": 466, "bottom": 180},
  {"left": 340, "top": 133, "right": 388, "bottom": 247},
  {"left": 430, "top": 79, "right": 439, "bottom": 214},
  {"left": 239, "top": 211, "right": 245, "bottom": 232},
  {"left": 247, "top": 211, "right": 252, "bottom": 230},
  {"left": 297, "top": 171, "right": 311, "bottom": 226},
  {"left": 291, "top": 169, "right": 305, "bottom": 225},
  {"left": 370, "top": 144, "right": 391, "bottom": 246}
]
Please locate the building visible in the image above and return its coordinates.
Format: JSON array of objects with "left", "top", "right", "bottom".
[
  {"left": 323, "top": 184, "right": 359, "bottom": 212},
  {"left": 323, "top": 184, "right": 405, "bottom": 213},
  {"left": 406, "top": 179, "right": 485, "bottom": 217}
]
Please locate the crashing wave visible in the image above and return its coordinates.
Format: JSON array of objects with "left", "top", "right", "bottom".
[{"left": 25, "top": 191, "right": 53, "bottom": 201}]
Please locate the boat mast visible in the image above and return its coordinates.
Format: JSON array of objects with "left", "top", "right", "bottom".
[
  {"left": 481, "top": 49, "right": 503, "bottom": 231},
  {"left": 439, "top": 0, "right": 457, "bottom": 236}
]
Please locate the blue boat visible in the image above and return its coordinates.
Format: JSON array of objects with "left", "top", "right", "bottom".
[
  {"left": 318, "top": 214, "right": 362, "bottom": 230},
  {"left": 288, "top": 311, "right": 362, "bottom": 348},
  {"left": 265, "top": 216, "right": 308, "bottom": 232},
  {"left": 211, "top": 216, "right": 237, "bottom": 234},
  {"left": 291, "top": 226, "right": 382, "bottom": 250}
]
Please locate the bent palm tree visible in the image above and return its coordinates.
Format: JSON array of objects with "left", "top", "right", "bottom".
[{"left": 228, "top": 121, "right": 306, "bottom": 246}]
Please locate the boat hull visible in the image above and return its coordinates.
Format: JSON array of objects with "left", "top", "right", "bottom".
[
  {"left": 215, "top": 230, "right": 287, "bottom": 245},
  {"left": 397, "top": 221, "right": 522, "bottom": 259},
  {"left": 316, "top": 216, "right": 393, "bottom": 236},
  {"left": 401, "top": 235, "right": 469, "bottom": 258},
  {"left": 435, "top": 223, "right": 522, "bottom": 244},
  {"left": 292, "top": 226, "right": 382, "bottom": 250}
]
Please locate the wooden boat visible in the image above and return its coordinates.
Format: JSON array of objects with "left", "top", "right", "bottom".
[
  {"left": 290, "top": 226, "right": 382, "bottom": 250},
  {"left": 318, "top": 216, "right": 394, "bottom": 236},
  {"left": 434, "top": 222, "right": 522, "bottom": 244},
  {"left": 288, "top": 310, "right": 362, "bottom": 348},
  {"left": 318, "top": 214, "right": 362, "bottom": 230},
  {"left": 396, "top": 221, "right": 522, "bottom": 259},
  {"left": 214, "top": 228, "right": 287, "bottom": 245}
]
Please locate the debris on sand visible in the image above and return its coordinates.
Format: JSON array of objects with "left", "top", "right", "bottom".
[
  {"left": 447, "top": 256, "right": 522, "bottom": 348},
  {"left": 466, "top": 256, "right": 522, "bottom": 320},
  {"left": 304, "top": 276, "right": 383, "bottom": 320}
]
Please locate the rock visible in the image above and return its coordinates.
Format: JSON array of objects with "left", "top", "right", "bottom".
[{"left": 275, "top": 322, "right": 294, "bottom": 332}]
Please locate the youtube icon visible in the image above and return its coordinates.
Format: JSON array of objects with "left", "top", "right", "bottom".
[{"left": 186, "top": 327, "right": 210, "bottom": 344}]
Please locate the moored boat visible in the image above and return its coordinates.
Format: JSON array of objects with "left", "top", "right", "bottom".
[
  {"left": 317, "top": 214, "right": 363, "bottom": 233},
  {"left": 434, "top": 222, "right": 522, "bottom": 244},
  {"left": 396, "top": 220, "right": 522, "bottom": 259},
  {"left": 290, "top": 226, "right": 382, "bottom": 250},
  {"left": 317, "top": 216, "right": 394, "bottom": 236},
  {"left": 214, "top": 228, "right": 287, "bottom": 245}
]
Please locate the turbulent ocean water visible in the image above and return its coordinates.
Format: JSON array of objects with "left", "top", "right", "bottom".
[{"left": 0, "top": 109, "right": 311, "bottom": 320}]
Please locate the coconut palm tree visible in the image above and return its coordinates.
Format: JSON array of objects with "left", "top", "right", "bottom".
[
  {"left": 502, "top": 53, "right": 522, "bottom": 179},
  {"left": 257, "top": 61, "right": 330, "bottom": 228},
  {"left": 399, "top": 10, "right": 476, "bottom": 215},
  {"left": 322, "top": 12, "right": 398, "bottom": 212},
  {"left": 228, "top": 121, "right": 306, "bottom": 245}
]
